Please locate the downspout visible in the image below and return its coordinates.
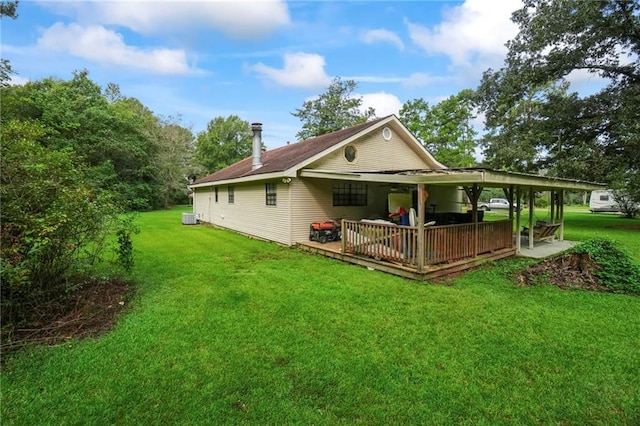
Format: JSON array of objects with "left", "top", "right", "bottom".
[{"left": 288, "top": 178, "right": 293, "bottom": 246}]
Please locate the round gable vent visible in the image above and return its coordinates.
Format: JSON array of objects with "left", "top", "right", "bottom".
[{"left": 382, "top": 127, "right": 392, "bottom": 140}]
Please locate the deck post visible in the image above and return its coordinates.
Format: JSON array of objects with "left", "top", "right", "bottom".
[
  {"left": 558, "top": 190, "right": 564, "bottom": 241},
  {"left": 528, "top": 187, "right": 535, "bottom": 250},
  {"left": 508, "top": 185, "right": 514, "bottom": 221},
  {"left": 515, "top": 187, "right": 522, "bottom": 254},
  {"left": 463, "top": 184, "right": 482, "bottom": 258},
  {"left": 341, "top": 219, "right": 346, "bottom": 255},
  {"left": 416, "top": 184, "right": 428, "bottom": 272},
  {"left": 472, "top": 184, "right": 482, "bottom": 258}
]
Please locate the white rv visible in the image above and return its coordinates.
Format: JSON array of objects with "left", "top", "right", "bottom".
[{"left": 589, "top": 190, "right": 620, "bottom": 213}]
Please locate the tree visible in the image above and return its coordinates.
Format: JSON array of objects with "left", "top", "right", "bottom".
[
  {"left": 154, "top": 116, "right": 195, "bottom": 207},
  {"left": 1, "top": 1, "right": 19, "bottom": 87},
  {"left": 400, "top": 90, "right": 477, "bottom": 167},
  {"left": 478, "top": 81, "right": 591, "bottom": 174},
  {"left": 1, "top": 119, "right": 134, "bottom": 334},
  {"left": 477, "top": 0, "right": 639, "bottom": 193},
  {"left": 292, "top": 77, "right": 375, "bottom": 140},
  {"left": 195, "top": 115, "right": 253, "bottom": 173},
  {"left": 612, "top": 188, "right": 640, "bottom": 219},
  {"left": 0, "top": 1, "right": 18, "bottom": 18},
  {"left": 0, "top": 71, "right": 193, "bottom": 210}
]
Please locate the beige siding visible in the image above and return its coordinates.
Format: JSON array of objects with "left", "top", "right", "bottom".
[
  {"left": 193, "top": 187, "right": 216, "bottom": 223},
  {"left": 192, "top": 119, "right": 451, "bottom": 246},
  {"left": 289, "top": 178, "right": 388, "bottom": 243},
  {"left": 310, "top": 126, "right": 431, "bottom": 171},
  {"left": 194, "top": 181, "right": 292, "bottom": 245}
]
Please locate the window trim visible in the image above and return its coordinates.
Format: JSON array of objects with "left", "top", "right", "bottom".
[
  {"left": 228, "top": 186, "right": 234, "bottom": 204},
  {"left": 333, "top": 182, "right": 367, "bottom": 206},
  {"left": 265, "top": 182, "right": 277, "bottom": 206},
  {"left": 343, "top": 145, "right": 358, "bottom": 163}
]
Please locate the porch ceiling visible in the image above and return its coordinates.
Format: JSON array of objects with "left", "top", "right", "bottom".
[{"left": 299, "top": 167, "right": 604, "bottom": 191}]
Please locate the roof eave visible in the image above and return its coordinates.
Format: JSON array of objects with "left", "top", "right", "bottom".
[
  {"left": 189, "top": 171, "right": 286, "bottom": 188},
  {"left": 298, "top": 169, "right": 605, "bottom": 191}
]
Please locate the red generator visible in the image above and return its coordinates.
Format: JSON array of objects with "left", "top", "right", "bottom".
[{"left": 309, "top": 221, "right": 341, "bottom": 243}]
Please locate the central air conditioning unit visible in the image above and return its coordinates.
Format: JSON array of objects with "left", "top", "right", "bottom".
[{"left": 182, "top": 213, "right": 198, "bottom": 225}]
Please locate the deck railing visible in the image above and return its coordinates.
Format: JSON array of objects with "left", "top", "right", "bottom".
[
  {"left": 343, "top": 219, "right": 513, "bottom": 268},
  {"left": 343, "top": 220, "right": 419, "bottom": 266}
]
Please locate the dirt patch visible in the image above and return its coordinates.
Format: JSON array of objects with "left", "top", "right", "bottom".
[
  {"left": 3, "top": 279, "right": 132, "bottom": 352},
  {"left": 517, "top": 252, "right": 610, "bottom": 292},
  {"left": 608, "top": 224, "right": 640, "bottom": 231}
]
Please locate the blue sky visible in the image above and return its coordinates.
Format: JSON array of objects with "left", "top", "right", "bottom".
[{"left": 2, "top": 0, "right": 548, "bottom": 149}]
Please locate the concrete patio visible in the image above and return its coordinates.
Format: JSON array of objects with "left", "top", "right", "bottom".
[{"left": 516, "top": 237, "right": 576, "bottom": 259}]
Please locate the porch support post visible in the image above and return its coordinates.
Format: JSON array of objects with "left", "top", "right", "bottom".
[
  {"left": 463, "top": 185, "right": 483, "bottom": 222},
  {"left": 471, "top": 184, "right": 482, "bottom": 257},
  {"left": 463, "top": 184, "right": 482, "bottom": 257},
  {"left": 528, "top": 187, "right": 535, "bottom": 250},
  {"left": 416, "top": 183, "right": 428, "bottom": 272},
  {"left": 550, "top": 190, "right": 556, "bottom": 224},
  {"left": 515, "top": 187, "right": 522, "bottom": 254},
  {"left": 502, "top": 186, "right": 515, "bottom": 220},
  {"left": 341, "top": 219, "right": 346, "bottom": 255},
  {"left": 508, "top": 185, "right": 515, "bottom": 221},
  {"left": 559, "top": 190, "right": 565, "bottom": 241}
]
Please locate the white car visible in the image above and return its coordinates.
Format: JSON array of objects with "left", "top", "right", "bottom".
[{"left": 477, "top": 198, "right": 522, "bottom": 211}]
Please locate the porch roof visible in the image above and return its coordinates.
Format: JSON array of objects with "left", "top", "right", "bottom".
[{"left": 298, "top": 167, "right": 604, "bottom": 191}]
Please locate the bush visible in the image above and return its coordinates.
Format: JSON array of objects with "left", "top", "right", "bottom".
[
  {"left": 612, "top": 188, "right": 640, "bottom": 219},
  {"left": 571, "top": 238, "right": 640, "bottom": 295},
  {"left": 1, "top": 120, "right": 136, "bottom": 339},
  {"left": 535, "top": 196, "right": 549, "bottom": 208}
]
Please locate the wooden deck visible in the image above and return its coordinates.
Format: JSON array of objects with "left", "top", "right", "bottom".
[{"left": 297, "top": 219, "right": 516, "bottom": 280}]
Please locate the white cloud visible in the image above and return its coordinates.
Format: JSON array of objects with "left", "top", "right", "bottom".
[
  {"left": 37, "top": 23, "right": 190, "bottom": 74},
  {"left": 8, "top": 75, "right": 30, "bottom": 86},
  {"left": 406, "top": 0, "right": 521, "bottom": 68},
  {"left": 361, "top": 29, "right": 405, "bottom": 51},
  {"left": 359, "top": 92, "right": 403, "bottom": 118},
  {"left": 250, "top": 52, "right": 331, "bottom": 88},
  {"left": 42, "top": 0, "right": 290, "bottom": 39},
  {"left": 346, "top": 76, "right": 406, "bottom": 84},
  {"left": 403, "top": 73, "right": 451, "bottom": 87},
  {"left": 344, "top": 72, "right": 452, "bottom": 88}
]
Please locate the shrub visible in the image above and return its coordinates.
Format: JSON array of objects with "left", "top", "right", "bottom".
[
  {"left": 571, "top": 238, "right": 640, "bottom": 295},
  {"left": 1, "top": 120, "right": 136, "bottom": 339},
  {"left": 612, "top": 188, "right": 640, "bottom": 219},
  {"left": 535, "top": 194, "right": 549, "bottom": 208}
]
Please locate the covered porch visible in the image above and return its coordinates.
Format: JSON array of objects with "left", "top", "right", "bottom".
[{"left": 297, "top": 168, "right": 602, "bottom": 280}]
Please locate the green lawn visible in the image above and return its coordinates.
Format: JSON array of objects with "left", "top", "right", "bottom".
[
  {"left": 483, "top": 207, "right": 640, "bottom": 262},
  {"left": 2, "top": 207, "right": 639, "bottom": 424}
]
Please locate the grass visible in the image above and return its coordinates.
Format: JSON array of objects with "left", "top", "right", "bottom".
[
  {"left": 484, "top": 207, "right": 640, "bottom": 261},
  {"left": 2, "top": 206, "right": 639, "bottom": 424}
]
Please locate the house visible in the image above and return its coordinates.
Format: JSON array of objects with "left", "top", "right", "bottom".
[{"left": 190, "top": 115, "right": 603, "bottom": 279}]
